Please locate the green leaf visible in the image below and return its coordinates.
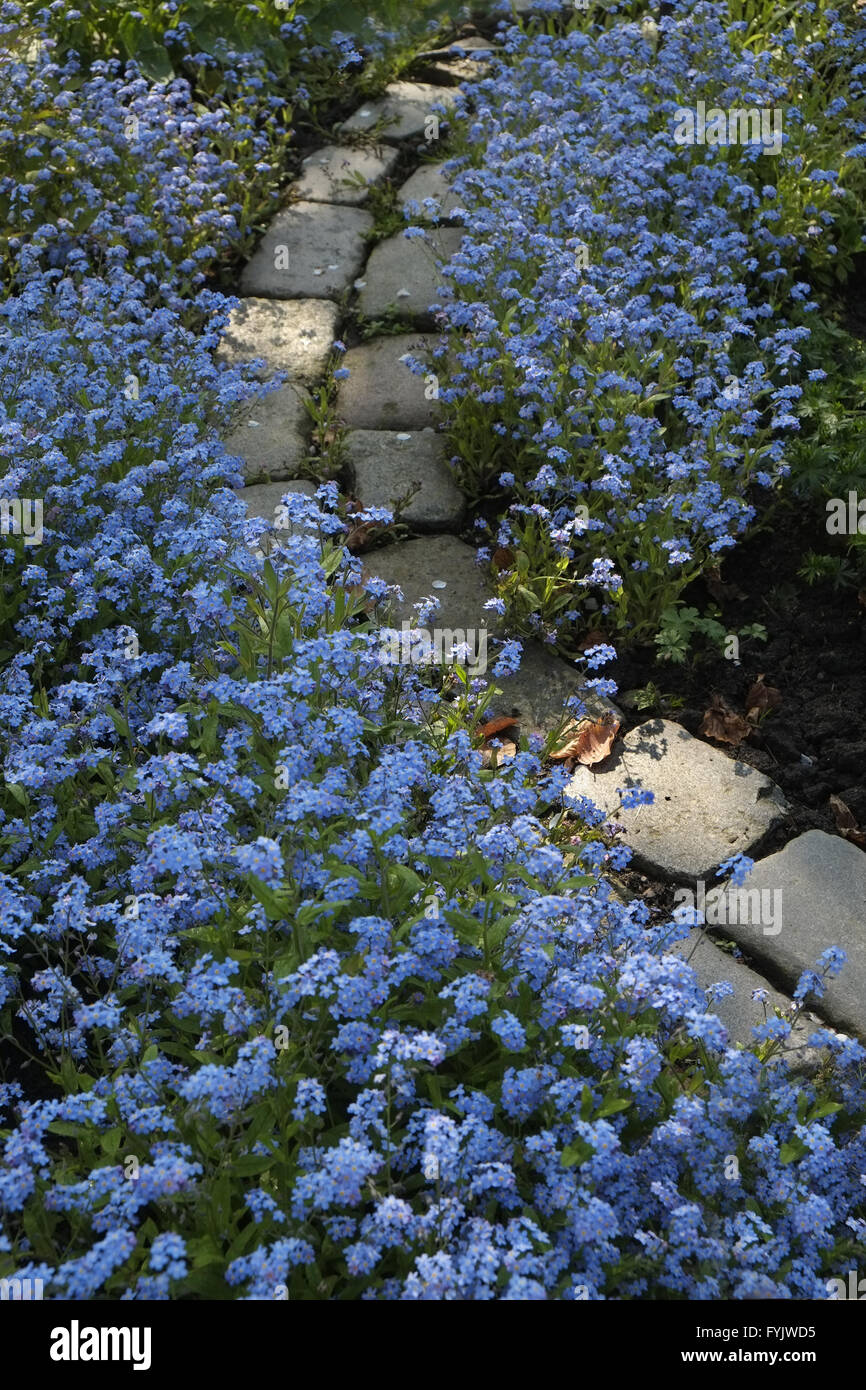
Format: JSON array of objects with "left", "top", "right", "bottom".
[
  {"left": 295, "top": 898, "right": 352, "bottom": 928},
  {"left": 273, "top": 949, "right": 300, "bottom": 981},
  {"left": 810, "top": 1101, "right": 843, "bottom": 1121},
  {"left": 425, "top": 1073, "right": 443, "bottom": 1107},
  {"left": 229, "top": 1155, "right": 275, "bottom": 1177},
  {"left": 248, "top": 876, "right": 291, "bottom": 922},
  {"left": 779, "top": 1140, "right": 807, "bottom": 1165},
  {"left": 561, "top": 1139, "right": 593, "bottom": 1168},
  {"left": 99, "top": 1127, "right": 123, "bottom": 1157},
  {"left": 198, "top": 711, "right": 220, "bottom": 755},
  {"left": 596, "top": 1095, "right": 632, "bottom": 1119},
  {"left": 180, "top": 1266, "right": 229, "bottom": 1298},
  {"left": 227, "top": 1220, "right": 262, "bottom": 1263},
  {"left": 47, "top": 1120, "right": 90, "bottom": 1139},
  {"left": 105, "top": 704, "right": 132, "bottom": 742}
]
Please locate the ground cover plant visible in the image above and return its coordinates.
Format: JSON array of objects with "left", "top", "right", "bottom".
[
  {"left": 435, "top": 0, "right": 866, "bottom": 651},
  {"left": 16, "top": 0, "right": 471, "bottom": 93},
  {"left": 0, "top": 0, "right": 865, "bottom": 1302}
]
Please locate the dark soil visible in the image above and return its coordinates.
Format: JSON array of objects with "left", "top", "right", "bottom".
[{"left": 612, "top": 509, "right": 866, "bottom": 859}]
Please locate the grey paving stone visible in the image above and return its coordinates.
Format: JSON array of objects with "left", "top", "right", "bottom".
[
  {"left": 414, "top": 37, "right": 500, "bottom": 86},
  {"left": 223, "top": 382, "right": 311, "bottom": 482},
  {"left": 346, "top": 430, "right": 463, "bottom": 528},
  {"left": 399, "top": 163, "right": 465, "bottom": 224},
  {"left": 490, "top": 641, "right": 621, "bottom": 739},
  {"left": 565, "top": 719, "right": 788, "bottom": 882},
  {"left": 341, "top": 82, "right": 458, "bottom": 143},
  {"left": 294, "top": 144, "right": 399, "bottom": 205},
  {"left": 234, "top": 479, "right": 319, "bottom": 554},
  {"left": 419, "top": 59, "right": 485, "bottom": 86},
  {"left": 357, "top": 227, "right": 463, "bottom": 321},
  {"left": 366, "top": 534, "right": 497, "bottom": 637},
  {"left": 336, "top": 333, "right": 443, "bottom": 430},
  {"left": 665, "top": 929, "right": 821, "bottom": 1070},
  {"left": 217, "top": 298, "right": 340, "bottom": 385},
  {"left": 714, "top": 830, "right": 866, "bottom": 1038},
  {"left": 239, "top": 202, "right": 372, "bottom": 300}
]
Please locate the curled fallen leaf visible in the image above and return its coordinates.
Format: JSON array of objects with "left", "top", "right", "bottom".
[
  {"left": 745, "top": 674, "right": 782, "bottom": 722},
  {"left": 491, "top": 546, "right": 515, "bottom": 572},
  {"left": 343, "top": 500, "right": 383, "bottom": 553},
  {"left": 829, "top": 795, "right": 866, "bottom": 850},
  {"left": 477, "top": 714, "right": 519, "bottom": 741},
  {"left": 344, "top": 520, "right": 380, "bottom": 553},
  {"left": 700, "top": 696, "right": 752, "bottom": 746},
  {"left": 481, "top": 738, "right": 517, "bottom": 768},
  {"left": 549, "top": 713, "right": 620, "bottom": 767},
  {"left": 580, "top": 627, "right": 607, "bottom": 651}
]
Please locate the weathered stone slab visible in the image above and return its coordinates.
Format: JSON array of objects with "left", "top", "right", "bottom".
[
  {"left": 490, "top": 641, "right": 620, "bottom": 739},
  {"left": 357, "top": 227, "right": 463, "bottom": 320},
  {"left": 341, "top": 82, "right": 457, "bottom": 143},
  {"left": 715, "top": 830, "right": 866, "bottom": 1038},
  {"left": 346, "top": 430, "right": 464, "bottom": 528},
  {"left": 399, "top": 163, "right": 465, "bottom": 224},
  {"left": 217, "top": 298, "right": 340, "bottom": 385},
  {"left": 223, "top": 382, "right": 310, "bottom": 481},
  {"left": 666, "top": 929, "right": 820, "bottom": 1069},
  {"left": 294, "top": 144, "right": 399, "bottom": 205},
  {"left": 234, "top": 479, "right": 318, "bottom": 553},
  {"left": 336, "top": 333, "right": 443, "bottom": 430},
  {"left": 240, "top": 202, "right": 372, "bottom": 299},
  {"left": 367, "top": 535, "right": 496, "bottom": 636},
  {"left": 414, "top": 37, "right": 500, "bottom": 86},
  {"left": 564, "top": 719, "right": 788, "bottom": 881}
]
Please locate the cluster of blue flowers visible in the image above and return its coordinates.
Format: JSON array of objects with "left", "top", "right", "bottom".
[
  {"left": 0, "top": 3, "right": 864, "bottom": 1301},
  {"left": 435, "top": 1, "right": 866, "bottom": 642}
]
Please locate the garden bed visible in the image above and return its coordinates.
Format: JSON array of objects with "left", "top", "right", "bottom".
[
  {"left": 1, "top": 0, "right": 866, "bottom": 1309},
  {"left": 614, "top": 513, "right": 866, "bottom": 840}
]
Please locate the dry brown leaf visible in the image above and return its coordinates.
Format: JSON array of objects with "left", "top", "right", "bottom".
[
  {"left": 345, "top": 565, "right": 378, "bottom": 613},
  {"left": 481, "top": 738, "right": 517, "bottom": 768},
  {"left": 491, "top": 546, "right": 515, "bottom": 572},
  {"left": 343, "top": 500, "right": 383, "bottom": 553},
  {"left": 312, "top": 426, "right": 338, "bottom": 449},
  {"left": 549, "top": 714, "right": 620, "bottom": 766},
  {"left": 700, "top": 697, "right": 752, "bottom": 746},
  {"left": 478, "top": 714, "right": 519, "bottom": 741},
  {"left": 344, "top": 521, "right": 379, "bottom": 553},
  {"left": 829, "top": 795, "right": 866, "bottom": 850},
  {"left": 580, "top": 628, "right": 607, "bottom": 651},
  {"left": 745, "top": 674, "right": 782, "bottom": 722}
]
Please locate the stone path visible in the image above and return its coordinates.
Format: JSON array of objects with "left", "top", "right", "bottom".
[{"left": 217, "top": 40, "right": 866, "bottom": 1057}]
